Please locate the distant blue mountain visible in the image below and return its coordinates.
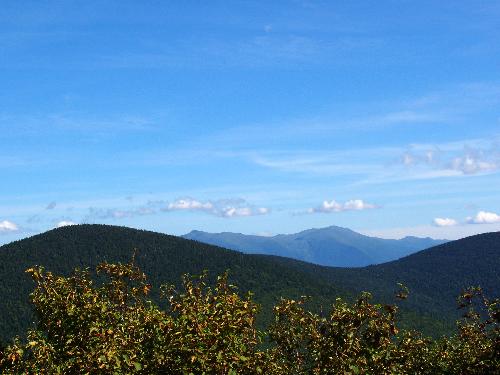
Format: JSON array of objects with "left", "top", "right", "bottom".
[{"left": 182, "top": 226, "right": 448, "bottom": 267}]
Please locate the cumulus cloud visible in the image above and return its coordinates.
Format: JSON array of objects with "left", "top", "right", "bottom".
[
  {"left": 167, "top": 199, "right": 214, "bottom": 211},
  {"left": 78, "top": 197, "right": 275, "bottom": 221},
  {"left": 449, "top": 154, "right": 497, "bottom": 175},
  {"left": 308, "top": 199, "right": 377, "bottom": 214},
  {"left": 162, "top": 198, "right": 270, "bottom": 218},
  {"left": 466, "top": 211, "right": 500, "bottom": 224},
  {"left": 46, "top": 201, "right": 57, "bottom": 210},
  {"left": 0, "top": 220, "right": 19, "bottom": 233},
  {"left": 401, "top": 145, "right": 499, "bottom": 176},
  {"left": 56, "top": 220, "right": 77, "bottom": 228},
  {"left": 433, "top": 217, "right": 458, "bottom": 227}
]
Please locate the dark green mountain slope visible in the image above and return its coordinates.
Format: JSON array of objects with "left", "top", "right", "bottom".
[
  {"left": 183, "top": 226, "right": 447, "bottom": 267},
  {"left": 0, "top": 224, "right": 348, "bottom": 343},
  {"left": 0, "top": 225, "right": 498, "bottom": 343},
  {"left": 268, "top": 231, "right": 500, "bottom": 332}
]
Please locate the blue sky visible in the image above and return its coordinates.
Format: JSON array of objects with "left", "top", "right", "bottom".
[{"left": 1, "top": 1, "right": 500, "bottom": 244}]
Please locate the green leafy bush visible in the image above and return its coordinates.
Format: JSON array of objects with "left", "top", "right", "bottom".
[{"left": 0, "top": 260, "right": 498, "bottom": 374}]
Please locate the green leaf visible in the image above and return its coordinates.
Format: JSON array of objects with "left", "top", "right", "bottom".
[
  {"left": 349, "top": 365, "right": 360, "bottom": 374},
  {"left": 133, "top": 362, "right": 142, "bottom": 371}
]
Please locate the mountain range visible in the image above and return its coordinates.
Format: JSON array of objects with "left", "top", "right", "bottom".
[
  {"left": 183, "top": 226, "right": 447, "bottom": 267},
  {"left": 0, "top": 224, "right": 498, "bottom": 343}
]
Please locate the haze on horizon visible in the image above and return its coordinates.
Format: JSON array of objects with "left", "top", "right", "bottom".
[{"left": 1, "top": 1, "right": 500, "bottom": 245}]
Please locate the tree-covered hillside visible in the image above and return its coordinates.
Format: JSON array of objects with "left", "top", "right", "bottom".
[
  {"left": 0, "top": 225, "right": 498, "bottom": 343},
  {"left": 267, "top": 231, "right": 500, "bottom": 333},
  {"left": 0, "top": 225, "right": 348, "bottom": 342},
  {"left": 2, "top": 259, "right": 498, "bottom": 374}
]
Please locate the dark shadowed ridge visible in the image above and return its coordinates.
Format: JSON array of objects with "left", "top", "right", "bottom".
[{"left": 267, "top": 230, "right": 500, "bottom": 332}]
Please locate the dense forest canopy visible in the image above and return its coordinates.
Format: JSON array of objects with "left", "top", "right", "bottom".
[
  {"left": 0, "top": 259, "right": 498, "bottom": 374},
  {"left": 0, "top": 224, "right": 499, "bottom": 343}
]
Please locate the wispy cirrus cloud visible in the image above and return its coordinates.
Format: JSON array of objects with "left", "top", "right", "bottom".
[
  {"left": 0, "top": 112, "right": 158, "bottom": 140},
  {"left": 246, "top": 137, "right": 499, "bottom": 184},
  {"left": 377, "top": 110, "right": 443, "bottom": 124},
  {"left": 87, "top": 33, "right": 384, "bottom": 70},
  {"left": 252, "top": 152, "right": 382, "bottom": 175},
  {"left": 86, "top": 206, "right": 156, "bottom": 221}
]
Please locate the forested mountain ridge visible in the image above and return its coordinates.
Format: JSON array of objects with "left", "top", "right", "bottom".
[
  {"left": 183, "top": 226, "right": 447, "bottom": 267},
  {"left": 266, "top": 231, "right": 500, "bottom": 333},
  {"left": 0, "top": 224, "right": 349, "bottom": 342},
  {"left": 0, "top": 224, "right": 498, "bottom": 343}
]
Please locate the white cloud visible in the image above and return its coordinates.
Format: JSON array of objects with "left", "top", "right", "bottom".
[
  {"left": 257, "top": 207, "right": 270, "bottom": 214},
  {"left": 401, "top": 145, "right": 499, "bottom": 176},
  {"left": 344, "top": 199, "right": 376, "bottom": 210},
  {"left": 309, "top": 200, "right": 342, "bottom": 212},
  {"left": 449, "top": 154, "right": 497, "bottom": 175},
  {"left": 433, "top": 217, "right": 458, "bottom": 227},
  {"left": 220, "top": 207, "right": 252, "bottom": 217},
  {"left": 163, "top": 198, "right": 270, "bottom": 218},
  {"left": 0, "top": 220, "right": 19, "bottom": 232},
  {"left": 248, "top": 138, "right": 499, "bottom": 186},
  {"left": 466, "top": 211, "right": 500, "bottom": 224},
  {"left": 167, "top": 199, "right": 214, "bottom": 211},
  {"left": 402, "top": 152, "right": 416, "bottom": 166},
  {"left": 56, "top": 220, "right": 77, "bottom": 228},
  {"left": 308, "top": 199, "right": 377, "bottom": 213}
]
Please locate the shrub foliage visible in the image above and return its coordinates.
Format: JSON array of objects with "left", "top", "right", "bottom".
[{"left": 0, "top": 259, "right": 498, "bottom": 374}]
